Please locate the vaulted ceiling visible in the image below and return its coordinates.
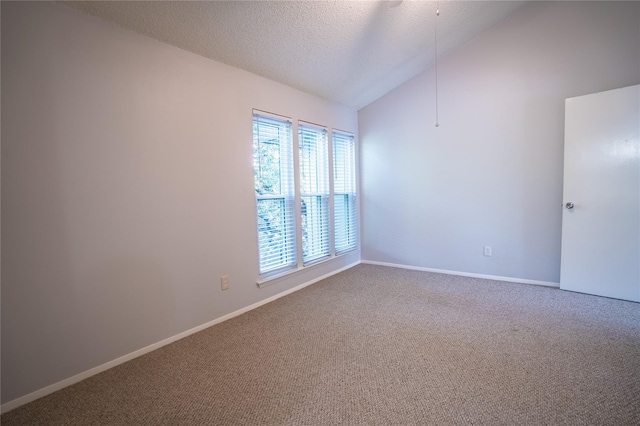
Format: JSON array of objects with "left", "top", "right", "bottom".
[{"left": 61, "top": 1, "right": 529, "bottom": 109}]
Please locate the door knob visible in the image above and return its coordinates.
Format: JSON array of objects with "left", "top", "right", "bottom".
[{"left": 565, "top": 202, "right": 575, "bottom": 210}]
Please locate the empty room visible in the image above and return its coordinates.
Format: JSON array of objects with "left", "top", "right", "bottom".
[{"left": 1, "top": 1, "right": 639, "bottom": 424}]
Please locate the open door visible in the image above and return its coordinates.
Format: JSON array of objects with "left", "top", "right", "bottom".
[{"left": 560, "top": 85, "right": 639, "bottom": 302}]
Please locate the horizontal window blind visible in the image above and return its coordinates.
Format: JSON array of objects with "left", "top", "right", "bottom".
[
  {"left": 332, "top": 131, "right": 357, "bottom": 254},
  {"left": 253, "top": 113, "right": 297, "bottom": 275},
  {"left": 299, "top": 122, "right": 330, "bottom": 264}
]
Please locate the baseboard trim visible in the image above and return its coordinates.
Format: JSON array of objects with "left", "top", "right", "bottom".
[
  {"left": 361, "top": 260, "right": 560, "bottom": 288},
  {"left": 1, "top": 260, "right": 360, "bottom": 414}
]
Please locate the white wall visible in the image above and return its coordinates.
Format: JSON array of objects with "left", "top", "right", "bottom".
[
  {"left": 359, "top": 1, "right": 639, "bottom": 283},
  {"left": 1, "top": 1, "right": 358, "bottom": 405}
]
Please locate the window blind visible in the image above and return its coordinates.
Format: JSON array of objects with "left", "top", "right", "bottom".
[
  {"left": 253, "top": 113, "right": 297, "bottom": 275},
  {"left": 332, "top": 131, "right": 357, "bottom": 254},
  {"left": 299, "top": 122, "right": 330, "bottom": 264}
]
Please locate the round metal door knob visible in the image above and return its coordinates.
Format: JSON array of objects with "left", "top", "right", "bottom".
[{"left": 565, "top": 202, "right": 575, "bottom": 210}]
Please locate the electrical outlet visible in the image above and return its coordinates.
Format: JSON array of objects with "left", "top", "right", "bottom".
[
  {"left": 484, "top": 246, "right": 492, "bottom": 257},
  {"left": 221, "top": 275, "right": 230, "bottom": 291}
]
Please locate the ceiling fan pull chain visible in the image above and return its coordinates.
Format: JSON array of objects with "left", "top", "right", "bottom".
[{"left": 435, "top": 2, "right": 440, "bottom": 128}]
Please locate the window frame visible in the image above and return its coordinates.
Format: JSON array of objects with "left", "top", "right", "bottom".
[
  {"left": 332, "top": 130, "right": 358, "bottom": 255},
  {"left": 252, "top": 110, "right": 359, "bottom": 285},
  {"left": 298, "top": 121, "right": 331, "bottom": 265},
  {"left": 252, "top": 112, "right": 297, "bottom": 277}
]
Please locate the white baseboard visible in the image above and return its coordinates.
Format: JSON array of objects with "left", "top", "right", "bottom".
[
  {"left": 361, "top": 260, "right": 560, "bottom": 288},
  {"left": 0, "top": 261, "right": 360, "bottom": 414}
]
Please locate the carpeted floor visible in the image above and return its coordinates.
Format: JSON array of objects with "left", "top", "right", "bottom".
[{"left": 2, "top": 264, "right": 639, "bottom": 425}]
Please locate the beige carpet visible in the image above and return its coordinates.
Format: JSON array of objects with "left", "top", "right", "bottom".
[{"left": 3, "top": 264, "right": 639, "bottom": 425}]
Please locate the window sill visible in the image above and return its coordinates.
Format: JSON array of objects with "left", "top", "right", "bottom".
[{"left": 256, "top": 251, "right": 357, "bottom": 288}]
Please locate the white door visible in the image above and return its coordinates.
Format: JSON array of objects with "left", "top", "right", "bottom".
[{"left": 560, "top": 85, "right": 640, "bottom": 302}]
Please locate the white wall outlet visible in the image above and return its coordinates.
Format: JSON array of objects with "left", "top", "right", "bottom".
[
  {"left": 484, "top": 246, "right": 492, "bottom": 257},
  {"left": 221, "top": 275, "right": 230, "bottom": 291}
]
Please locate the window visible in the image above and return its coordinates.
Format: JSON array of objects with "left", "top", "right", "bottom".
[
  {"left": 299, "top": 123, "right": 330, "bottom": 264},
  {"left": 252, "top": 111, "right": 358, "bottom": 281},
  {"left": 333, "top": 131, "right": 357, "bottom": 253},
  {"left": 253, "top": 113, "right": 296, "bottom": 275}
]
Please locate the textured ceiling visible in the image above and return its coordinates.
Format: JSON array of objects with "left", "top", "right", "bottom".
[{"left": 61, "top": 1, "right": 529, "bottom": 110}]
